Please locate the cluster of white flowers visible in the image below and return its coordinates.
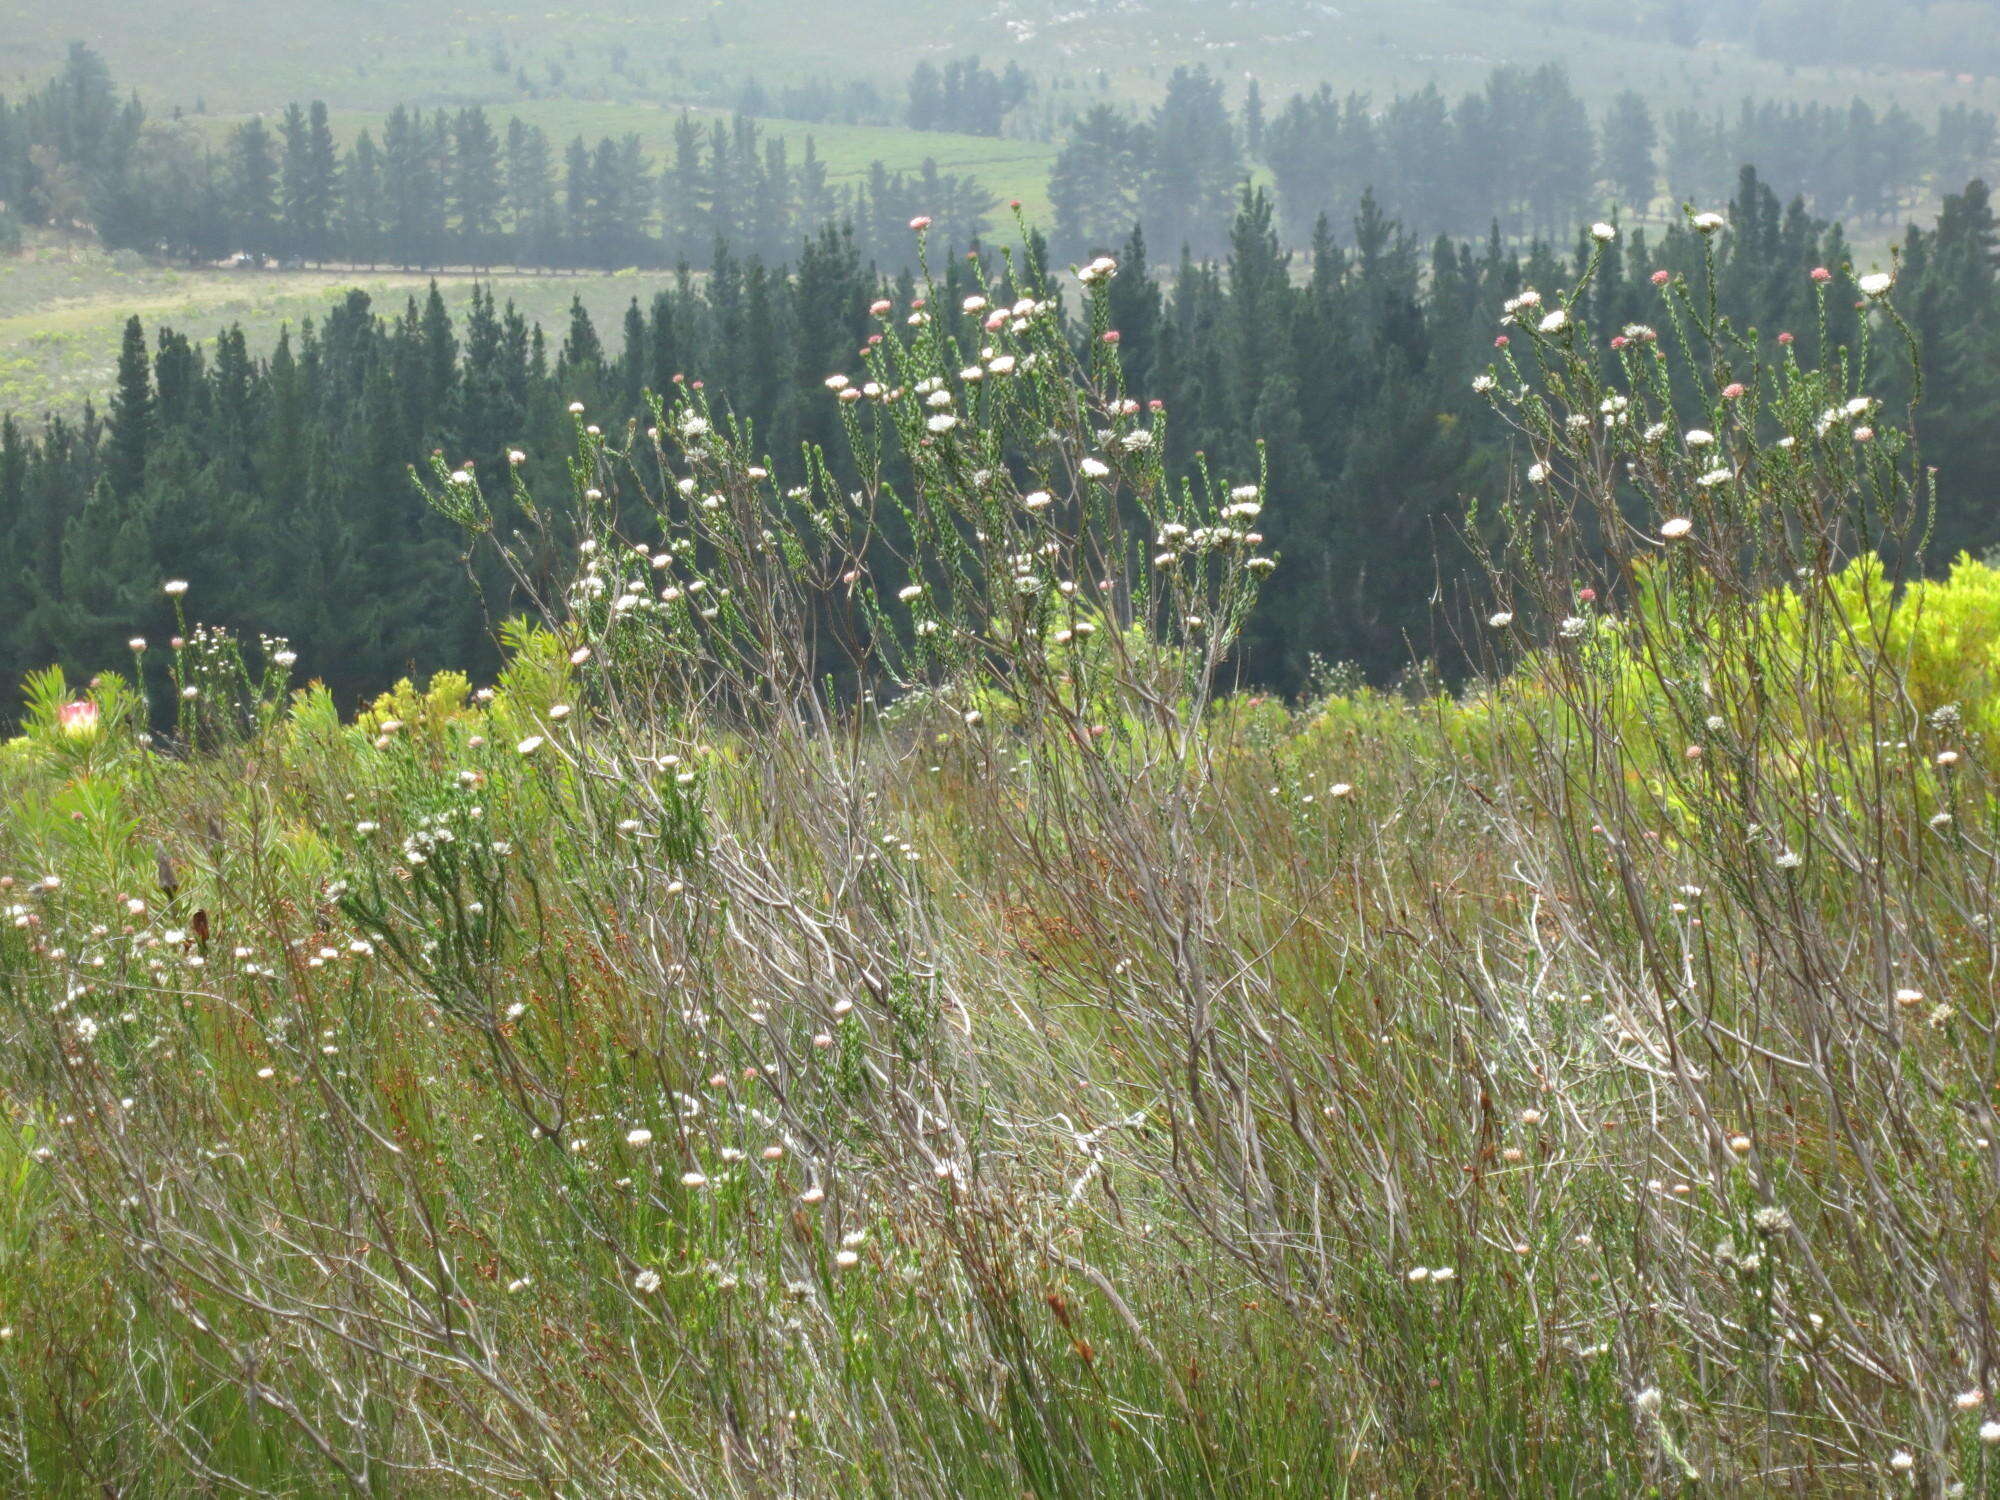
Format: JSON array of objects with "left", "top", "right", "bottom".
[
  {"left": 1077, "top": 255, "right": 1118, "bottom": 285},
  {"left": 1499, "top": 288, "right": 1543, "bottom": 326},
  {"left": 1815, "top": 395, "right": 1877, "bottom": 438}
]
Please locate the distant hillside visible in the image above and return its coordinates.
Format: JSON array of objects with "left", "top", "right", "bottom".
[{"left": 4, "top": 0, "right": 1995, "bottom": 122}]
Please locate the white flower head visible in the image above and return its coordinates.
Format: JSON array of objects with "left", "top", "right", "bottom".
[{"left": 1858, "top": 271, "right": 1895, "bottom": 297}]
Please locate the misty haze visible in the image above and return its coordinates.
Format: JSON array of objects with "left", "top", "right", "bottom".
[{"left": 0, "top": 1, "right": 1997, "bottom": 1493}]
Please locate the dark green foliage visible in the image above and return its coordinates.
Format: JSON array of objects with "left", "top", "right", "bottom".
[{"left": 13, "top": 162, "right": 1991, "bottom": 727}]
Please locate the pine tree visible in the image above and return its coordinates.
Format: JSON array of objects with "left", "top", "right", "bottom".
[
  {"left": 382, "top": 106, "right": 435, "bottom": 267},
  {"left": 1600, "top": 91, "right": 1659, "bottom": 216},
  {"left": 1049, "top": 105, "right": 1144, "bottom": 260},
  {"left": 1140, "top": 68, "right": 1241, "bottom": 260},
  {"left": 342, "top": 133, "right": 386, "bottom": 266},
  {"left": 105, "top": 315, "right": 152, "bottom": 498},
  {"left": 453, "top": 107, "right": 504, "bottom": 264},
  {"left": 229, "top": 117, "right": 278, "bottom": 254},
  {"left": 279, "top": 102, "right": 336, "bottom": 260}
]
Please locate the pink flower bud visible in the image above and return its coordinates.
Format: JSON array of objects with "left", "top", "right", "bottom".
[{"left": 1650, "top": 269, "right": 1670, "bottom": 286}]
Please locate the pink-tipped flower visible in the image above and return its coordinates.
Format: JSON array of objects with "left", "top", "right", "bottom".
[
  {"left": 1494, "top": 335, "right": 1509, "bottom": 348},
  {"left": 1810, "top": 266, "right": 1832, "bottom": 283},
  {"left": 870, "top": 299, "right": 892, "bottom": 316},
  {"left": 1721, "top": 382, "right": 1745, "bottom": 400},
  {"left": 909, "top": 215, "right": 933, "bottom": 232},
  {"left": 1102, "top": 330, "right": 1121, "bottom": 344},
  {"left": 1778, "top": 331, "right": 1795, "bottom": 345},
  {"left": 1650, "top": 269, "right": 1671, "bottom": 286},
  {"left": 57, "top": 700, "right": 99, "bottom": 738}
]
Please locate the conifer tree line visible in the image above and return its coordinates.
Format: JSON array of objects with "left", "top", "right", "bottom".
[
  {"left": 0, "top": 46, "right": 998, "bottom": 271},
  {"left": 5, "top": 45, "right": 1994, "bottom": 277},
  {"left": 6, "top": 164, "right": 2000, "bottom": 723},
  {"left": 905, "top": 58, "right": 1034, "bottom": 136},
  {"left": 1049, "top": 65, "right": 1997, "bottom": 260}
]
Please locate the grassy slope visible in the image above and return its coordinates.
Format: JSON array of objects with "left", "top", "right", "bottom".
[
  {"left": 0, "top": 234, "right": 692, "bottom": 423},
  {"left": 177, "top": 103, "right": 1061, "bottom": 227}
]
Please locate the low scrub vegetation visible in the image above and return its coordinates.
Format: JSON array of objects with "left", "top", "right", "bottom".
[{"left": 1, "top": 227, "right": 1994, "bottom": 1496}]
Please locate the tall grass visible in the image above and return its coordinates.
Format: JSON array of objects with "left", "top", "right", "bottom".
[{"left": 0, "top": 220, "right": 1995, "bottom": 1495}]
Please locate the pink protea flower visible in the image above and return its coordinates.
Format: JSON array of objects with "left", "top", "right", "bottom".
[
  {"left": 1650, "top": 269, "right": 1671, "bottom": 286},
  {"left": 1610, "top": 335, "right": 1628, "bottom": 349},
  {"left": 1778, "top": 331, "right": 1795, "bottom": 345},
  {"left": 1810, "top": 266, "right": 1832, "bottom": 283},
  {"left": 909, "top": 215, "right": 933, "bottom": 232},
  {"left": 57, "top": 700, "right": 99, "bottom": 738},
  {"left": 1102, "top": 330, "right": 1121, "bottom": 344},
  {"left": 869, "top": 299, "right": 892, "bottom": 316},
  {"left": 1494, "top": 335, "right": 1509, "bottom": 348},
  {"left": 1721, "top": 382, "right": 1746, "bottom": 399}
]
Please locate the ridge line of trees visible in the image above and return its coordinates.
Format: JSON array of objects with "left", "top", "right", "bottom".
[
  {"left": 0, "top": 45, "right": 1000, "bottom": 272},
  {"left": 6, "top": 166, "right": 1999, "bottom": 718}
]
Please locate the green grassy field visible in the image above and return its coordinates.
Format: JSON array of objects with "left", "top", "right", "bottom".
[
  {"left": 0, "top": 233, "right": 702, "bottom": 423},
  {"left": 181, "top": 102, "right": 1062, "bottom": 229}
]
